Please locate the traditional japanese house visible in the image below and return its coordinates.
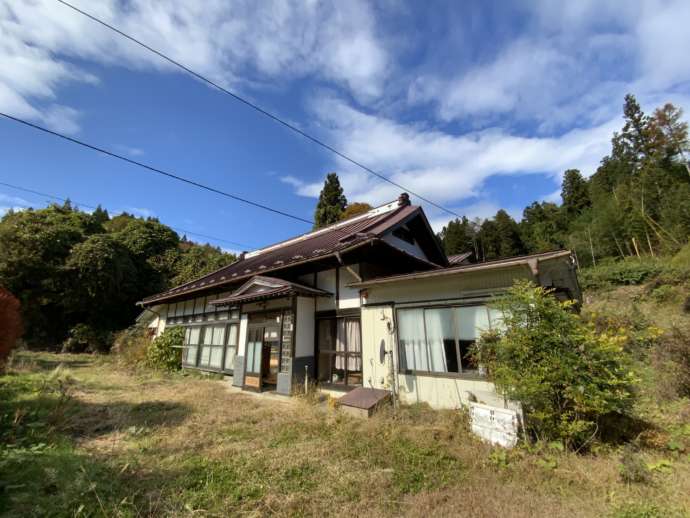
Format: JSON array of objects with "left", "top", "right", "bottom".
[{"left": 138, "top": 193, "right": 581, "bottom": 409}]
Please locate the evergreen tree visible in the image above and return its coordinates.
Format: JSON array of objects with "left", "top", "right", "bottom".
[
  {"left": 521, "top": 202, "right": 566, "bottom": 253},
  {"left": 494, "top": 210, "right": 526, "bottom": 258},
  {"left": 91, "top": 205, "right": 110, "bottom": 227},
  {"left": 561, "top": 169, "right": 590, "bottom": 219},
  {"left": 313, "top": 173, "right": 347, "bottom": 229},
  {"left": 439, "top": 216, "right": 475, "bottom": 255}
]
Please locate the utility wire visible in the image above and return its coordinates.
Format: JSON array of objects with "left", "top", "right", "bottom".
[
  {"left": 0, "top": 112, "right": 313, "bottom": 226},
  {"left": 0, "top": 179, "right": 256, "bottom": 249},
  {"left": 54, "top": 0, "right": 462, "bottom": 219}
]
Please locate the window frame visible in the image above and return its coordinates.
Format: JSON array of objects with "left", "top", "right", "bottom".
[
  {"left": 171, "top": 299, "right": 241, "bottom": 374},
  {"left": 316, "top": 315, "right": 363, "bottom": 388},
  {"left": 395, "top": 303, "right": 496, "bottom": 380}
]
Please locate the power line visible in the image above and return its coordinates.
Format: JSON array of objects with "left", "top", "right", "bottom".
[
  {"left": 0, "top": 112, "right": 313, "bottom": 226},
  {"left": 54, "top": 0, "right": 462, "bottom": 219},
  {"left": 0, "top": 180, "right": 255, "bottom": 249}
]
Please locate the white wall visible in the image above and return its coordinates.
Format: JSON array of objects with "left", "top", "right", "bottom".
[
  {"left": 316, "top": 269, "right": 336, "bottom": 311},
  {"left": 295, "top": 297, "right": 315, "bottom": 357},
  {"left": 338, "top": 265, "right": 361, "bottom": 310}
]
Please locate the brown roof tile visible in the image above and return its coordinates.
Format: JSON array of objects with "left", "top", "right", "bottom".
[{"left": 141, "top": 201, "right": 421, "bottom": 305}]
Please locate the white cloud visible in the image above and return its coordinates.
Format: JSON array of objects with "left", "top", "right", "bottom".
[
  {"left": 125, "top": 206, "right": 156, "bottom": 218},
  {"left": 0, "top": 0, "right": 389, "bottom": 133},
  {"left": 290, "top": 96, "right": 615, "bottom": 213},
  {"left": 408, "top": 0, "right": 690, "bottom": 131},
  {"left": 0, "top": 192, "right": 32, "bottom": 216}
]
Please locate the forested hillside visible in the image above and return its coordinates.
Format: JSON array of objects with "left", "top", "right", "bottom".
[
  {"left": 0, "top": 204, "right": 235, "bottom": 350},
  {"left": 439, "top": 95, "right": 690, "bottom": 265}
]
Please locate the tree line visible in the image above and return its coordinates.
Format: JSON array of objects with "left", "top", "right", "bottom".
[
  {"left": 0, "top": 203, "right": 235, "bottom": 350},
  {"left": 438, "top": 95, "right": 690, "bottom": 264}
]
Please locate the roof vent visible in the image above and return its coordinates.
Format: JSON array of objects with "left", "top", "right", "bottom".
[
  {"left": 239, "top": 251, "right": 247, "bottom": 260},
  {"left": 398, "top": 192, "right": 410, "bottom": 206}
]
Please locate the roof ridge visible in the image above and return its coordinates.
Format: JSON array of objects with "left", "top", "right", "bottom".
[{"left": 244, "top": 198, "right": 402, "bottom": 259}]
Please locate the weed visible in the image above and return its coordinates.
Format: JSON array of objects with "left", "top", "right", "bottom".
[{"left": 618, "top": 445, "right": 651, "bottom": 484}]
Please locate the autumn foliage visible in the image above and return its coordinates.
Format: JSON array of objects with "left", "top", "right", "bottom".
[{"left": 0, "top": 287, "right": 22, "bottom": 370}]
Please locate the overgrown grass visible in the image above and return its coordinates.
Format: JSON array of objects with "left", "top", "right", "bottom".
[{"left": 1, "top": 351, "right": 689, "bottom": 517}]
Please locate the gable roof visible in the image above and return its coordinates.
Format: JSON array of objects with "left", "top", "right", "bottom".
[
  {"left": 140, "top": 195, "right": 445, "bottom": 305},
  {"left": 209, "top": 276, "right": 331, "bottom": 306}
]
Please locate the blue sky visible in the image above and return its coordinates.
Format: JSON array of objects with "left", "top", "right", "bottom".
[{"left": 2, "top": 0, "right": 690, "bottom": 252}]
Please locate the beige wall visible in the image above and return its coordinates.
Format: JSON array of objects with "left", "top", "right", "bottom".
[
  {"left": 359, "top": 266, "right": 538, "bottom": 410},
  {"left": 362, "top": 304, "right": 510, "bottom": 410},
  {"left": 364, "top": 265, "right": 532, "bottom": 306}
]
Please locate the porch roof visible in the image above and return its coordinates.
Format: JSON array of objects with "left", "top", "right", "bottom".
[{"left": 209, "top": 276, "right": 331, "bottom": 306}]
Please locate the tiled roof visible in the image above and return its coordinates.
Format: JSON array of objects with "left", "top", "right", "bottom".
[
  {"left": 141, "top": 200, "right": 422, "bottom": 305},
  {"left": 448, "top": 252, "right": 472, "bottom": 265}
]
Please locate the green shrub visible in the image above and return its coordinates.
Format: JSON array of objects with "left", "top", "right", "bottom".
[
  {"left": 473, "top": 281, "right": 638, "bottom": 448},
  {"left": 579, "top": 258, "right": 664, "bottom": 290},
  {"left": 112, "top": 326, "right": 151, "bottom": 367},
  {"left": 145, "top": 326, "right": 183, "bottom": 372},
  {"left": 650, "top": 326, "right": 690, "bottom": 400},
  {"left": 61, "top": 323, "right": 112, "bottom": 353},
  {"left": 618, "top": 444, "right": 651, "bottom": 484},
  {"left": 670, "top": 240, "right": 690, "bottom": 270}
]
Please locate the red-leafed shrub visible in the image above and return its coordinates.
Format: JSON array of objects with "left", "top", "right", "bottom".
[{"left": 0, "top": 287, "right": 23, "bottom": 371}]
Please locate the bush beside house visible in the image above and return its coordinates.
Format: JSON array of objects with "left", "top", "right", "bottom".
[{"left": 474, "top": 281, "right": 638, "bottom": 448}]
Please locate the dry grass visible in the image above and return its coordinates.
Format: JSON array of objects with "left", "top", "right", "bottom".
[{"left": 2, "top": 351, "right": 690, "bottom": 517}]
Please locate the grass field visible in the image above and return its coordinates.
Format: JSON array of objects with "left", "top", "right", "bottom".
[{"left": 1, "top": 346, "right": 689, "bottom": 518}]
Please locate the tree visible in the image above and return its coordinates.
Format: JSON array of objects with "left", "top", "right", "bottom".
[
  {"left": 494, "top": 210, "right": 526, "bottom": 258},
  {"left": 521, "top": 202, "right": 566, "bottom": 253},
  {"left": 439, "top": 216, "right": 476, "bottom": 256},
  {"left": 313, "top": 173, "right": 347, "bottom": 229},
  {"left": 63, "top": 234, "right": 138, "bottom": 332},
  {"left": 0, "top": 287, "right": 22, "bottom": 372},
  {"left": 340, "top": 202, "right": 372, "bottom": 221},
  {"left": 171, "top": 244, "right": 236, "bottom": 286},
  {"left": 0, "top": 204, "right": 102, "bottom": 346},
  {"left": 474, "top": 281, "right": 637, "bottom": 448},
  {"left": 561, "top": 169, "right": 590, "bottom": 219}
]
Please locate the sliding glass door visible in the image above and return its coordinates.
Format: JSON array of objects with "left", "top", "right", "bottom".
[{"left": 317, "top": 317, "right": 362, "bottom": 387}]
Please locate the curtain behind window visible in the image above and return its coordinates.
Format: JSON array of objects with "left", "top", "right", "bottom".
[
  {"left": 424, "top": 308, "right": 455, "bottom": 372},
  {"left": 345, "top": 319, "right": 361, "bottom": 371},
  {"left": 398, "top": 309, "right": 428, "bottom": 371}
]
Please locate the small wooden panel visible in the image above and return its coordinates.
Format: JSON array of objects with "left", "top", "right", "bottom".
[
  {"left": 244, "top": 375, "right": 260, "bottom": 389},
  {"left": 338, "top": 387, "right": 391, "bottom": 411}
]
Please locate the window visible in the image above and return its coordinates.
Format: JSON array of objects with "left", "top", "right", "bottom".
[
  {"left": 246, "top": 327, "right": 263, "bottom": 376},
  {"left": 224, "top": 323, "right": 239, "bottom": 371},
  {"left": 397, "top": 305, "right": 499, "bottom": 376},
  {"left": 183, "top": 326, "right": 201, "bottom": 365},
  {"left": 317, "top": 317, "right": 362, "bottom": 386}
]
